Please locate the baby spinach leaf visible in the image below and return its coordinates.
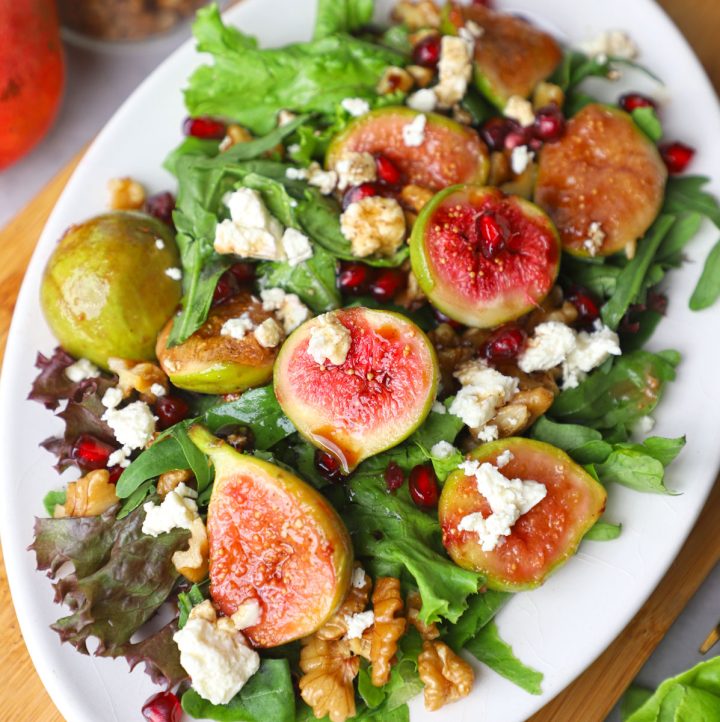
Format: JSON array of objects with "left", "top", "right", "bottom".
[
  {"left": 663, "top": 175, "right": 720, "bottom": 230},
  {"left": 561, "top": 256, "right": 622, "bottom": 299},
  {"left": 601, "top": 214, "right": 675, "bottom": 329},
  {"left": 595, "top": 448, "right": 674, "bottom": 494},
  {"left": 631, "top": 107, "right": 662, "bottom": 142},
  {"left": 655, "top": 211, "right": 703, "bottom": 265},
  {"left": 584, "top": 520, "right": 622, "bottom": 541},
  {"left": 182, "top": 658, "right": 295, "bottom": 722},
  {"left": 464, "top": 621, "right": 543, "bottom": 695},
  {"left": 550, "top": 50, "right": 610, "bottom": 91},
  {"left": 530, "top": 416, "right": 603, "bottom": 450},
  {"left": 689, "top": 237, "right": 720, "bottom": 310},
  {"left": 313, "top": 0, "right": 374, "bottom": 39},
  {"left": 117, "top": 479, "right": 156, "bottom": 519},
  {"left": 185, "top": 5, "right": 402, "bottom": 135}
]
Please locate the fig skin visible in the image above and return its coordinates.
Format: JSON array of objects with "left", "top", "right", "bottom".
[
  {"left": 274, "top": 307, "right": 439, "bottom": 472},
  {"left": 190, "top": 425, "right": 353, "bottom": 648},
  {"left": 439, "top": 438, "right": 607, "bottom": 592},
  {"left": 410, "top": 184, "right": 561, "bottom": 328},
  {"left": 40, "top": 212, "right": 181, "bottom": 369},
  {"left": 156, "top": 294, "right": 278, "bottom": 394},
  {"left": 326, "top": 106, "right": 489, "bottom": 191},
  {"left": 534, "top": 104, "right": 668, "bottom": 257}
]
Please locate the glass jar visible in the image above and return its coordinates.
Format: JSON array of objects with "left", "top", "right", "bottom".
[{"left": 57, "top": 0, "right": 211, "bottom": 41}]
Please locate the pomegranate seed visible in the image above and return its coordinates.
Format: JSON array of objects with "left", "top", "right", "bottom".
[
  {"left": 338, "top": 262, "right": 374, "bottom": 295},
  {"left": 370, "top": 269, "right": 406, "bottom": 302},
  {"left": 385, "top": 461, "right": 405, "bottom": 491},
  {"left": 484, "top": 326, "right": 526, "bottom": 361},
  {"left": 375, "top": 154, "right": 402, "bottom": 186},
  {"left": 434, "top": 308, "right": 462, "bottom": 329},
  {"left": 619, "top": 92, "right": 657, "bottom": 113},
  {"left": 480, "top": 117, "right": 511, "bottom": 152},
  {"left": 409, "top": 464, "right": 439, "bottom": 508},
  {"left": 477, "top": 213, "right": 507, "bottom": 259},
  {"left": 107, "top": 466, "right": 124, "bottom": 484},
  {"left": 503, "top": 122, "right": 532, "bottom": 151},
  {"left": 142, "top": 691, "right": 182, "bottom": 722},
  {"left": 472, "top": 0, "right": 494, "bottom": 6},
  {"left": 659, "top": 142, "right": 695, "bottom": 174},
  {"left": 212, "top": 272, "right": 236, "bottom": 306},
  {"left": 229, "top": 262, "right": 255, "bottom": 284},
  {"left": 182, "top": 116, "right": 226, "bottom": 140},
  {"left": 533, "top": 105, "right": 565, "bottom": 143},
  {"left": 155, "top": 395, "right": 190, "bottom": 430},
  {"left": 315, "top": 450, "right": 344, "bottom": 483},
  {"left": 71, "top": 435, "right": 114, "bottom": 470},
  {"left": 567, "top": 288, "right": 600, "bottom": 327},
  {"left": 412, "top": 34, "right": 441, "bottom": 68},
  {"left": 144, "top": 191, "right": 176, "bottom": 226},
  {"left": 342, "top": 182, "right": 378, "bottom": 211},
  {"left": 647, "top": 290, "right": 668, "bottom": 315}
]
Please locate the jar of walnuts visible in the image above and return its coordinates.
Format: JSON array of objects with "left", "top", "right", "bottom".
[{"left": 58, "top": 0, "right": 213, "bottom": 41}]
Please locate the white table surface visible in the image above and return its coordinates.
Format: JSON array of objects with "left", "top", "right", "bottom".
[{"left": 0, "top": 21, "right": 717, "bottom": 721}]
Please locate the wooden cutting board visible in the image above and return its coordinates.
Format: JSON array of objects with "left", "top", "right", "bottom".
[{"left": 1, "top": 1, "right": 719, "bottom": 719}]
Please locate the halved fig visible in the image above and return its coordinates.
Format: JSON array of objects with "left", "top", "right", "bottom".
[
  {"left": 442, "top": 3, "right": 562, "bottom": 108},
  {"left": 40, "top": 212, "right": 181, "bottom": 369},
  {"left": 439, "top": 438, "right": 606, "bottom": 591},
  {"left": 190, "top": 425, "right": 353, "bottom": 647},
  {"left": 326, "top": 107, "right": 489, "bottom": 191},
  {"left": 274, "top": 307, "right": 438, "bottom": 472},
  {"left": 534, "top": 104, "right": 667, "bottom": 257},
  {"left": 156, "top": 293, "right": 277, "bottom": 394},
  {"left": 410, "top": 185, "right": 560, "bottom": 327}
]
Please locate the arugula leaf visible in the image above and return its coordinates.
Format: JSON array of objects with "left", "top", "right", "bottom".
[
  {"left": 117, "top": 479, "right": 156, "bottom": 519},
  {"left": 550, "top": 350, "right": 679, "bottom": 431},
  {"left": 623, "top": 657, "right": 720, "bottom": 722},
  {"left": 178, "top": 583, "right": 208, "bottom": 628},
  {"left": 313, "top": 0, "right": 374, "bottom": 39},
  {"left": 464, "top": 621, "right": 544, "bottom": 695},
  {"left": 595, "top": 447, "right": 675, "bottom": 494},
  {"left": 689, "top": 237, "right": 720, "bottom": 310},
  {"left": 561, "top": 256, "right": 622, "bottom": 299},
  {"left": 655, "top": 212, "right": 704, "bottom": 265},
  {"left": 182, "top": 659, "right": 295, "bottom": 722},
  {"left": 663, "top": 175, "right": 720, "bottom": 230},
  {"left": 185, "top": 5, "right": 402, "bottom": 135},
  {"left": 550, "top": 50, "right": 611, "bottom": 91},
  {"left": 631, "top": 107, "right": 663, "bottom": 142},
  {"left": 42, "top": 490, "right": 66, "bottom": 516},
  {"left": 601, "top": 215, "right": 675, "bottom": 329},
  {"left": 584, "top": 520, "right": 622, "bottom": 541}
]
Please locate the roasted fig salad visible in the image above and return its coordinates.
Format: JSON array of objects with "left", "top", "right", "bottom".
[{"left": 29, "top": 1, "right": 720, "bottom": 720}]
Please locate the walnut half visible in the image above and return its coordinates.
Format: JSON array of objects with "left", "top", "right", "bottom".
[
  {"left": 418, "top": 640, "right": 475, "bottom": 711},
  {"left": 54, "top": 469, "right": 119, "bottom": 518},
  {"left": 370, "top": 577, "right": 407, "bottom": 686}
]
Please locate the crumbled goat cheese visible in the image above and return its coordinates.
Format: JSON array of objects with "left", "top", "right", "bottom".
[
  {"left": 352, "top": 567, "right": 367, "bottom": 588},
  {"left": 432, "top": 400, "right": 447, "bottom": 415},
  {"left": 260, "top": 288, "right": 311, "bottom": 334},
  {"left": 431, "top": 440, "right": 458, "bottom": 459},
  {"left": 277, "top": 109, "right": 297, "bottom": 126},
  {"left": 334, "top": 151, "right": 377, "bottom": 192},
  {"left": 511, "top": 145, "right": 534, "bottom": 175},
  {"left": 341, "top": 97, "right": 370, "bottom": 117},
  {"left": 340, "top": 196, "right": 406, "bottom": 258},
  {"left": 435, "top": 35, "right": 473, "bottom": 108},
  {"left": 107, "top": 445, "right": 131, "bottom": 468},
  {"left": 101, "top": 386, "right": 123, "bottom": 409},
  {"left": 213, "top": 188, "right": 285, "bottom": 260},
  {"left": 407, "top": 88, "right": 438, "bottom": 113},
  {"left": 579, "top": 30, "right": 638, "bottom": 60},
  {"left": 102, "top": 400, "right": 156, "bottom": 450},
  {"left": 231, "top": 599, "right": 262, "bottom": 630},
  {"left": 65, "top": 358, "right": 100, "bottom": 383},
  {"left": 449, "top": 360, "right": 518, "bottom": 437},
  {"left": 142, "top": 482, "right": 198, "bottom": 536},
  {"left": 174, "top": 602, "right": 260, "bottom": 705},
  {"left": 306, "top": 163, "right": 338, "bottom": 195},
  {"left": 504, "top": 95, "right": 535, "bottom": 127},
  {"left": 583, "top": 221, "right": 606, "bottom": 256},
  {"left": 253, "top": 318, "right": 283, "bottom": 348},
  {"left": 165, "top": 267, "right": 182, "bottom": 281},
  {"left": 518, "top": 321, "right": 621, "bottom": 389},
  {"left": 281, "top": 227, "right": 314, "bottom": 266},
  {"left": 307, "top": 313, "right": 352, "bottom": 366},
  {"left": 287, "top": 143, "right": 301, "bottom": 154},
  {"left": 402, "top": 113, "right": 427, "bottom": 147},
  {"left": 496, "top": 449, "right": 513, "bottom": 468},
  {"left": 155, "top": 238, "right": 165, "bottom": 250},
  {"left": 633, "top": 415, "right": 656, "bottom": 436},
  {"left": 220, "top": 313, "right": 256, "bottom": 341},
  {"left": 150, "top": 383, "right": 166, "bottom": 398},
  {"left": 345, "top": 611, "right": 375, "bottom": 640},
  {"left": 285, "top": 166, "right": 308, "bottom": 181},
  {"left": 457, "top": 458, "right": 547, "bottom": 551}
]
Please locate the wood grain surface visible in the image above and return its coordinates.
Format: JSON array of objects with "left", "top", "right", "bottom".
[{"left": 1, "top": 1, "right": 719, "bottom": 720}]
